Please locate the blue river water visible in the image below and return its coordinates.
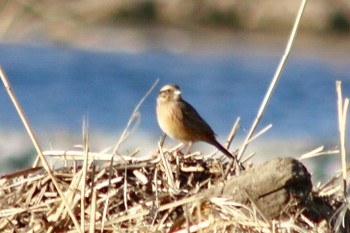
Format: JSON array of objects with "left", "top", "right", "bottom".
[{"left": 0, "top": 38, "right": 349, "bottom": 179}]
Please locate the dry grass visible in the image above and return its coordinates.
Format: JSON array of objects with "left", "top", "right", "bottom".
[{"left": 0, "top": 139, "right": 348, "bottom": 233}]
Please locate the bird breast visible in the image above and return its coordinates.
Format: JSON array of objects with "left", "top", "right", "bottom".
[{"left": 157, "top": 101, "right": 194, "bottom": 142}]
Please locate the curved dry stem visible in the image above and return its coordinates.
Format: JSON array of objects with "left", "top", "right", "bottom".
[{"left": 113, "top": 79, "right": 159, "bottom": 154}]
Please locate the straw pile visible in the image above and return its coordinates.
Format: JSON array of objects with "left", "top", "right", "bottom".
[{"left": 0, "top": 144, "right": 348, "bottom": 233}]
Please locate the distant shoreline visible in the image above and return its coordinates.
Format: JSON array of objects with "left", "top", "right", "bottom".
[
  {"left": 1, "top": 25, "right": 349, "bottom": 67},
  {"left": 0, "top": 1, "right": 348, "bottom": 46}
]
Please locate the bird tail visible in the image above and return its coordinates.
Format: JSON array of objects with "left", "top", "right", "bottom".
[{"left": 211, "top": 140, "right": 236, "bottom": 160}]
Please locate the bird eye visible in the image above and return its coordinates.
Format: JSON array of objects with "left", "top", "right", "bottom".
[{"left": 159, "top": 88, "right": 173, "bottom": 96}]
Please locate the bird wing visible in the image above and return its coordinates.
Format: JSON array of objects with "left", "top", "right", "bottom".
[{"left": 178, "top": 100, "right": 216, "bottom": 137}]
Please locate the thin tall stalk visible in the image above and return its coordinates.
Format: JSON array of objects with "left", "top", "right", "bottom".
[
  {"left": 0, "top": 66, "right": 83, "bottom": 233},
  {"left": 336, "top": 81, "right": 349, "bottom": 197},
  {"left": 101, "top": 79, "right": 159, "bottom": 232},
  {"left": 237, "top": 0, "right": 307, "bottom": 161}
]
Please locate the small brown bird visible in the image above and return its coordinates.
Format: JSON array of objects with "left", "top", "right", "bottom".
[{"left": 156, "top": 84, "right": 235, "bottom": 160}]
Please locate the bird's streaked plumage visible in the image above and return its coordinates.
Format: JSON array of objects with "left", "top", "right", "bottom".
[{"left": 156, "top": 84, "right": 235, "bottom": 160}]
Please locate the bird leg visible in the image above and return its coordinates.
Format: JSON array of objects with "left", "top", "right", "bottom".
[
  {"left": 183, "top": 142, "right": 193, "bottom": 156},
  {"left": 169, "top": 142, "right": 185, "bottom": 153},
  {"left": 159, "top": 133, "right": 167, "bottom": 147}
]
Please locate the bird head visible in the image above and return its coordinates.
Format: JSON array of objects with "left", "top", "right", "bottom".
[{"left": 157, "top": 84, "right": 182, "bottom": 103}]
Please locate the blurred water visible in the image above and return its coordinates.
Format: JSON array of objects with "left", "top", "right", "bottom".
[{"left": 0, "top": 38, "right": 349, "bottom": 179}]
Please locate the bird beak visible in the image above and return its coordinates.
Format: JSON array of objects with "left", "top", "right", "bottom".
[{"left": 174, "top": 90, "right": 181, "bottom": 95}]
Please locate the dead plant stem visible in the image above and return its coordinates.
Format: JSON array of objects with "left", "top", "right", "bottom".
[
  {"left": 0, "top": 66, "right": 83, "bottom": 233},
  {"left": 237, "top": 0, "right": 307, "bottom": 161}
]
